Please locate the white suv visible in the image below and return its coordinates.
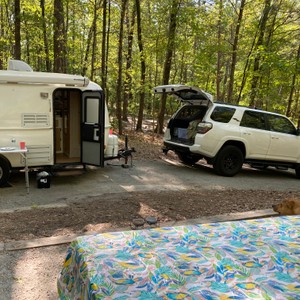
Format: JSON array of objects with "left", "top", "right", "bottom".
[{"left": 154, "top": 84, "right": 300, "bottom": 178}]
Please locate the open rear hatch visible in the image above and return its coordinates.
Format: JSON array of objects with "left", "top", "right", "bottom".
[
  {"left": 153, "top": 84, "right": 213, "bottom": 104},
  {"left": 153, "top": 85, "right": 213, "bottom": 146}
]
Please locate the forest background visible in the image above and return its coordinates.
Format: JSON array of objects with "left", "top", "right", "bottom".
[{"left": 1, "top": 0, "right": 300, "bottom": 134}]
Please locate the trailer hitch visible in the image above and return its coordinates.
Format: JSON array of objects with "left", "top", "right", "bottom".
[{"left": 118, "top": 135, "right": 136, "bottom": 168}]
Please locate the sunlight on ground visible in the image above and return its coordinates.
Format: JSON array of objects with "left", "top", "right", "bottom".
[
  {"left": 138, "top": 202, "right": 164, "bottom": 219},
  {"left": 83, "top": 222, "right": 121, "bottom": 233},
  {"left": 11, "top": 246, "right": 66, "bottom": 299}
]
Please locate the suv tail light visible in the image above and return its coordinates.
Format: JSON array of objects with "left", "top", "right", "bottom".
[{"left": 197, "top": 122, "right": 213, "bottom": 134}]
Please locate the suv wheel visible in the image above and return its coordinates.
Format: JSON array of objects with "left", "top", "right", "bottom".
[
  {"left": 0, "top": 156, "right": 10, "bottom": 187},
  {"left": 176, "top": 152, "right": 201, "bottom": 165},
  {"left": 213, "top": 145, "right": 244, "bottom": 177},
  {"left": 295, "top": 165, "right": 300, "bottom": 179}
]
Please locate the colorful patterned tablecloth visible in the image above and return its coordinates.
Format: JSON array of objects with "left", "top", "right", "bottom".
[{"left": 57, "top": 216, "right": 300, "bottom": 299}]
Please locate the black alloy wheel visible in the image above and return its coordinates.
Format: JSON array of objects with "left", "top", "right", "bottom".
[{"left": 213, "top": 145, "right": 244, "bottom": 177}]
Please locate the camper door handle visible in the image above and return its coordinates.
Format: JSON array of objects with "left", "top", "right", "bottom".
[{"left": 93, "top": 128, "right": 100, "bottom": 141}]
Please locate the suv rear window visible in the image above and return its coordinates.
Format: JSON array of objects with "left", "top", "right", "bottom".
[
  {"left": 176, "top": 106, "right": 205, "bottom": 120},
  {"left": 210, "top": 106, "right": 235, "bottom": 123}
]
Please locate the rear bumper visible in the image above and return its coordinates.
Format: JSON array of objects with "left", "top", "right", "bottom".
[
  {"left": 163, "top": 140, "right": 215, "bottom": 160},
  {"left": 163, "top": 141, "right": 191, "bottom": 154}
]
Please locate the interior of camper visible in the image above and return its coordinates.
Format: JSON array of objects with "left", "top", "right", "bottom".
[{"left": 53, "top": 89, "right": 81, "bottom": 164}]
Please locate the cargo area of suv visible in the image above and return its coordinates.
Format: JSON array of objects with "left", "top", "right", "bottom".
[
  {"left": 153, "top": 85, "right": 213, "bottom": 145},
  {"left": 167, "top": 105, "right": 208, "bottom": 145}
]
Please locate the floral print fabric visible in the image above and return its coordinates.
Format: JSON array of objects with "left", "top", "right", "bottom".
[{"left": 58, "top": 216, "right": 300, "bottom": 299}]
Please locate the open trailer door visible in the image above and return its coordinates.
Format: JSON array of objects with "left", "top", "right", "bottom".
[{"left": 81, "top": 91, "right": 105, "bottom": 167}]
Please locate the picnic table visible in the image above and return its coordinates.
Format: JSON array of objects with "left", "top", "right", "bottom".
[{"left": 58, "top": 216, "right": 300, "bottom": 299}]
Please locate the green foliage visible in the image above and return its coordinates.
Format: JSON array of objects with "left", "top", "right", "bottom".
[{"left": 0, "top": 0, "right": 299, "bottom": 121}]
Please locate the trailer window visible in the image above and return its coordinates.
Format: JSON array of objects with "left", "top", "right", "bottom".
[{"left": 86, "top": 98, "right": 99, "bottom": 123}]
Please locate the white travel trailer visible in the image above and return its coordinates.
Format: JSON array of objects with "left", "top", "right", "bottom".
[{"left": 0, "top": 60, "right": 123, "bottom": 186}]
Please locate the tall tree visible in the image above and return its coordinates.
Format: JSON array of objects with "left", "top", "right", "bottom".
[
  {"left": 116, "top": 0, "right": 128, "bottom": 134},
  {"left": 14, "top": 0, "right": 21, "bottom": 59},
  {"left": 216, "top": 0, "right": 223, "bottom": 101},
  {"left": 104, "top": 0, "right": 112, "bottom": 107},
  {"left": 156, "top": 0, "right": 181, "bottom": 134},
  {"left": 82, "top": 0, "right": 99, "bottom": 79},
  {"left": 135, "top": 0, "right": 146, "bottom": 131},
  {"left": 249, "top": 0, "right": 271, "bottom": 106},
  {"left": 40, "top": 0, "right": 50, "bottom": 71},
  {"left": 237, "top": 23, "right": 258, "bottom": 104},
  {"left": 123, "top": 3, "right": 135, "bottom": 121},
  {"left": 91, "top": 0, "right": 100, "bottom": 80},
  {"left": 286, "top": 44, "right": 300, "bottom": 117},
  {"left": 101, "top": 0, "right": 108, "bottom": 99},
  {"left": 53, "top": 0, "right": 66, "bottom": 73},
  {"left": 227, "top": 0, "right": 246, "bottom": 103}
]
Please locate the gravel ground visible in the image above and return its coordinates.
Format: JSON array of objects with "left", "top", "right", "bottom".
[
  {"left": 0, "top": 245, "right": 67, "bottom": 300},
  {"left": 1, "top": 189, "right": 298, "bottom": 242}
]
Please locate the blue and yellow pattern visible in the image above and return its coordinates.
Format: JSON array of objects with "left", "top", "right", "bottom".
[{"left": 57, "top": 216, "right": 300, "bottom": 299}]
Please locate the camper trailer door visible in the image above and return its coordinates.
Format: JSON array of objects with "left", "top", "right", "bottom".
[{"left": 81, "top": 91, "right": 104, "bottom": 166}]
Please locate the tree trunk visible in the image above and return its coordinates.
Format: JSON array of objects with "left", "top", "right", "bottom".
[
  {"left": 105, "top": 0, "right": 111, "bottom": 107},
  {"left": 14, "top": 0, "right": 21, "bottom": 59},
  {"left": 101, "top": 0, "right": 107, "bottom": 99},
  {"left": 91, "top": 0, "right": 100, "bottom": 80},
  {"left": 227, "top": 0, "right": 245, "bottom": 103},
  {"left": 135, "top": 0, "right": 146, "bottom": 132},
  {"left": 123, "top": 3, "right": 135, "bottom": 121},
  {"left": 40, "top": 0, "right": 51, "bottom": 71},
  {"left": 82, "top": 26, "right": 93, "bottom": 76},
  {"left": 156, "top": 0, "right": 180, "bottom": 134},
  {"left": 286, "top": 44, "right": 300, "bottom": 117},
  {"left": 216, "top": 0, "right": 223, "bottom": 101},
  {"left": 116, "top": 0, "right": 128, "bottom": 135},
  {"left": 23, "top": 15, "right": 31, "bottom": 65},
  {"left": 236, "top": 26, "right": 258, "bottom": 104},
  {"left": 82, "top": 1, "right": 100, "bottom": 77},
  {"left": 249, "top": 0, "right": 271, "bottom": 106},
  {"left": 53, "top": 0, "right": 66, "bottom": 73}
]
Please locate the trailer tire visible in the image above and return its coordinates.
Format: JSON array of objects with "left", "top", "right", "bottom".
[{"left": 0, "top": 156, "right": 10, "bottom": 187}]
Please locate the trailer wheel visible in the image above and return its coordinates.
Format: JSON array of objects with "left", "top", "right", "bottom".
[{"left": 0, "top": 156, "right": 10, "bottom": 187}]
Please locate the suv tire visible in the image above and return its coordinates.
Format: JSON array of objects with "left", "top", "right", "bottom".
[
  {"left": 0, "top": 156, "right": 10, "bottom": 187},
  {"left": 213, "top": 145, "right": 244, "bottom": 177}
]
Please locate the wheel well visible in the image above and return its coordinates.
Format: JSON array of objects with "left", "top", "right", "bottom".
[
  {"left": 0, "top": 154, "right": 12, "bottom": 169},
  {"left": 221, "top": 141, "right": 246, "bottom": 157}
]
